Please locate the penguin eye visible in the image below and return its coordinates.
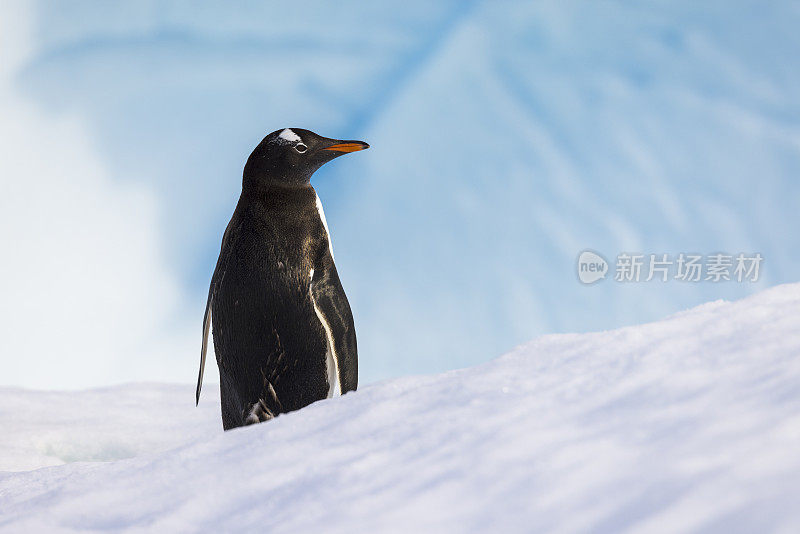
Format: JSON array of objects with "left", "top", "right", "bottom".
[{"left": 294, "top": 143, "right": 308, "bottom": 154}]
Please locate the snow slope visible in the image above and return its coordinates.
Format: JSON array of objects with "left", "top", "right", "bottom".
[
  {"left": 2, "top": 283, "right": 799, "bottom": 532},
  {"left": 0, "top": 384, "right": 219, "bottom": 472}
]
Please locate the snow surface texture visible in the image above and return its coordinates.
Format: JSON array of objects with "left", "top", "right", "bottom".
[
  {"left": 2, "top": 1, "right": 799, "bottom": 389},
  {"left": 2, "top": 284, "right": 799, "bottom": 532},
  {"left": 0, "top": 384, "right": 219, "bottom": 473}
]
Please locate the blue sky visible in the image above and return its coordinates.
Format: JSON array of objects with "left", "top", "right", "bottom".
[{"left": 1, "top": 1, "right": 798, "bottom": 389}]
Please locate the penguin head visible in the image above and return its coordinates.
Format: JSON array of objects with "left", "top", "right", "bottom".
[{"left": 243, "top": 128, "right": 369, "bottom": 189}]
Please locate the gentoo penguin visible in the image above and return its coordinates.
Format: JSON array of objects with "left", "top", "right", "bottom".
[{"left": 195, "top": 128, "right": 367, "bottom": 430}]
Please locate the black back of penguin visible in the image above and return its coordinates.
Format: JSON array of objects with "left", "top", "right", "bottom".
[{"left": 196, "top": 128, "right": 368, "bottom": 430}]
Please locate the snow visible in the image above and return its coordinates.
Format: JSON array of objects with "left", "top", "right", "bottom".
[
  {"left": 0, "top": 384, "right": 218, "bottom": 473},
  {"left": 2, "top": 283, "right": 799, "bottom": 532}
]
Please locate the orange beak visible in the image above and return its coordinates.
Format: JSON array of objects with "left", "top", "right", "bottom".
[{"left": 324, "top": 141, "right": 370, "bottom": 153}]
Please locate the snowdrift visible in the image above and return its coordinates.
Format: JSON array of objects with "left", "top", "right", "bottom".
[{"left": 1, "top": 283, "right": 799, "bottom": 532}]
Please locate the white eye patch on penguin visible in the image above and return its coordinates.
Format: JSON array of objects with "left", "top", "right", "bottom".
[{"left": 276, "top": 128, "right": 302, "bottom": 144}]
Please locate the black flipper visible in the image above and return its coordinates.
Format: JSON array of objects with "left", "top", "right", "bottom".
[
  {"left": 195, "top": 286, "right": 213, "bottom": 406},
  {"left": 310, "top": 251, "right": 358, "bottom": 393},
  {"left": 196, "top": 218, "right": 239, "bottom": 406}
]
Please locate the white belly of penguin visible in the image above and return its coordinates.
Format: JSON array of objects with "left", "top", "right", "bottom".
[{"left": 309, "top": 267, "right": 341, "bottom": 398}]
